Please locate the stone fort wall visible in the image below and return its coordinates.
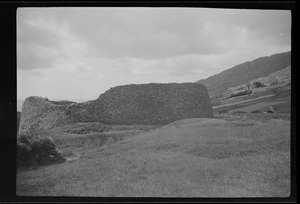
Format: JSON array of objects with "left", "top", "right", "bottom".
[
  {"left": 93, "top": 83, "right": 213, "bottom": 125},
  {"left": 19, "top": 83, "right": 213, "bottom": 134}
]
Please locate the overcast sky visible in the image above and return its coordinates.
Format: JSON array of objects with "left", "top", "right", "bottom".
[{"left": 17, "top": 7, "right": 291, "bottom": 101}]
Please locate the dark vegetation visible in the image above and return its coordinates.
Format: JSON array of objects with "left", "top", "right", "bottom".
[
  {"left": 229, "top": 90, "right": 252, "bottom": 98},
  {"left": 17, "top": 122, "right": 158, "bottom": 170},
  {"left": 252, "top": 81, "right": 266, "bottom": 88},
  {"left": 17, "top": 133, "right": 65, "bottom": 170}
]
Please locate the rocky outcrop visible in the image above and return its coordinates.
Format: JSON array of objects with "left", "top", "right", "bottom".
[{"left": 19, "top": 83, "right": 213, "bottom": 134}]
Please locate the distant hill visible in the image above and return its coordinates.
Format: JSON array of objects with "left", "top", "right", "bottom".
[
  {"left": 249, "top": 65, "right": 291, "bottom": 86},
  {"left": 222, "top": 65, "right": 291, "bottom": 99},
  {"left": 196, "top": 51, "right": 291, "bottom": 97}
]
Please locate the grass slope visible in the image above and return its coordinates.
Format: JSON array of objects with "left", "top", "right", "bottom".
[{"left": 17, "top": 115, "right": 290, "bottom": 197}]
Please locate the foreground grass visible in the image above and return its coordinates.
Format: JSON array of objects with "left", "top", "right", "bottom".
[{"left": 17, "top": 117, "right": 290, "bottom": 197}]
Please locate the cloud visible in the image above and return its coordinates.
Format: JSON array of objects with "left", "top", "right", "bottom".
[
  {"left": 17, "top": 9, "right": 89, "bottom": 70},
  {"left": 17, "top": 8, "right": 291, "bottom": 63},
  {"left": 46, "top": 8, "right": 290, "bottom": 60},
  {"left": 17, "top": 7, "right": 291, "bottom": 100}
]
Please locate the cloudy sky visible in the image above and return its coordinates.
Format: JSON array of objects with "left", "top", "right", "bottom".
[{"left": 17, "top": 7, "right": 291, "bottom": 101}]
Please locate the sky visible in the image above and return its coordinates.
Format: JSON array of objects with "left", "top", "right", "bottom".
[{"left": 17, "top": 7, "right": 291, "bottom": 101}]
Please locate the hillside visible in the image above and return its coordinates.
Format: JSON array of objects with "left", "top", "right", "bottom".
[
  {"left": 249, "top": 65, "right": 291, "bottom": 86},
  {"left": 17, "top": 115, "right": 290, "bottom": 197},
  {"left": 221, "top": 65, "right": 291, "bottom": 99},
  {"left": 196, "top": 51, "right": 291, "bottom": 97}
]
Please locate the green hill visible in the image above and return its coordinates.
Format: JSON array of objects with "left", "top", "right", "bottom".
[{"left": 196, "top": 51, "right": 291, "bottom": 97}]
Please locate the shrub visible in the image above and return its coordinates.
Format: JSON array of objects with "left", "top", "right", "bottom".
[
  {"left": 229, "top": 90, "right": 252, "bottom": 98},
  {"left": 270, "top": 80, "right": 279, "bottom": 86},
  {"left": 17, "top": 133, "right": 65, "bottom": 169},
  {"left": 232, "top": 110, "right": 247, "bottom": 114},
  {"left": 218, "top": 109, "right": 228, "bottom": 114},
  {"left": 253, "top": 81, "right": 266, "bottom": 88},
  {"left": 251, "top": 110, "right": 261, "bottom": 114}
]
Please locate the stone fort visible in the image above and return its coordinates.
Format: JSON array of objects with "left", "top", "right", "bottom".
[{"left": 19, "top": 83, "right": 213, "bottom": 134}]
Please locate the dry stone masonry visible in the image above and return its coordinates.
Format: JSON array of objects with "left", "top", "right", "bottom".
[
  {"left": 19, "top": 97, "right": 96, "bottom": 134},
  {"left": 19, "top": 83, "right": 213, "bottom": 134}
]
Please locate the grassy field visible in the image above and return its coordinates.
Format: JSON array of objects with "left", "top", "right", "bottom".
[{"left": 16, "top": 113, "right": 290, "bottom": 197}]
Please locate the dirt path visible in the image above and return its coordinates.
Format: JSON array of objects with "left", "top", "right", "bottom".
[{"left": 65, "top": 152, "right": 81, "bottom": 162}]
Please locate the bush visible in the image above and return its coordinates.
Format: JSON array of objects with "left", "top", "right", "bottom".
[
  {"left": 17, "top": 133, "right": 65, "bottom": 169},
  {"left": 218, "top": 109, "right": 228, "bottom": 114},
  {"left": 232, "top": 110, "right": 247, "bottom": 114},
  {"left": 270, "top": 80, "right": 279, "bottom": 86},
  {"left": 251, "top": 110, "right": 261, "bottom": 114},
  {"left": 229, "top": 90, "right": 252, "bottom": 98},
  {"left": 253, "top": 81, "right": 266, "bottom": 88}
]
